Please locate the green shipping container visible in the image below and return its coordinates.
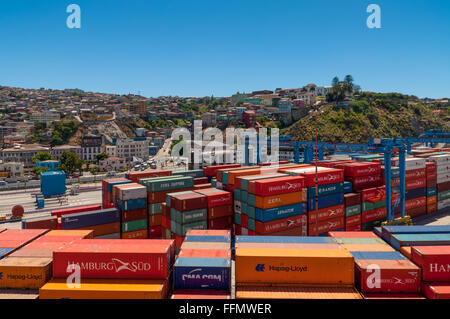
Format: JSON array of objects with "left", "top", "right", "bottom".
[
  {"left": 438, "top": 190, "right": 450, "bottom": 201},
  {"left": 362, "top": 200, "right": 386, "bottom": 212},
  {"left": 235, "top": 213, "right": 241, "bottom": 225},
  {"left": 334, "top": 237, "right": 386, "bottom": 245},
  {"left": 171, "top": 220, "right": 207, "bottom": 237},
  {"left": 234, "top": 189, "right": 241, "bottom": 201},
  {"left": 241, "top": 191, "right": 248, "bottom": 204},
  {"left": 122, "top": 219, "right": 148, "bottom": 233},
  {"left": 148, "top": 203, "right": 162, "bottom": 215},
  {"left": 173, "top": 169, "right": 204, "bottom": 178},
  {"left": 140, "top": 176, "right": 194, "bottom": 192},
  {"left": 345, "top": 205, "right": 361, "bottom": 217},
  {"left": 248, "top": 217, "right": 256, "bottom": 231},
  {"left": 170, "top": 208, "right": 207, "bottom": 224}
]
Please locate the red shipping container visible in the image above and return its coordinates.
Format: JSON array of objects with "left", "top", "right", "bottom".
[
  {"left": 208, "top": 205, "right": 233, "bottom": 220},
  {"left": 168, "top": 192, "right": 207, "bottom": 212},
  {"left": 361, "top": 186, "right": 385, "bottom": 202},
  {"left": 255, "top": 214, "right": 307, "bottom": 235},
  {"left": 395, "top": 197, "right": 427, "bottom": 213},
  {"left": 234, "top": 224, "right": 242, "bottom": 236},
  {"left": 0, "top": 229, "right": 49, "bottom": 241},
  {"left": 51, "top": 205, "right": 102, "bottom": 218},
  {"left": 121, "top": 208, "right": 147, "bottom": 223},
  {"left": 193, "top": 177, "right": 208, "bottom": 185},
  {"left": 194, "top": 183, "right": 212, "bottom": 190},
  {"left": 52, "top": 239, "right": 174, "bottom": 279},
  {"left": 404, "top": 168, "right": 426, "bottom": 180},
  {"left": 194, "top": 189, "right": 233, "bottom": 207},
  {"left": 406, "top": 206, "right": 427, "bottom": 218},
  {"left": 186, "top": 229, "right": 231, "bottom": 237},
  {"left": 348, "top": 175, "right": 382, "bottom": 191},
  {"left": 355, "top": 259, "right": 421, "bottom": 293},
  {"left": 121, "top": 229, "right": 148, "bottom": 239},
  {"left": 297, "top": 169, "right": 344, "bottom": 187},
  {"left": 427, "top": 179, "right": 437, "bottom": 188},
  {"left": 149, "top": 226, "right": 162, "bottom": 238},
  {"left": 267, "top": 225, "right": 308, "bottom": 236},
  {"left": 240, "top": 214, "right": 249, "bottom": 228},
  {"left": 248, "top": 176, "right": 305, "bottom": 196},
  {"left": 308, "top": 216, "right": 345, "bottom": 236},
  {"left": 328, "top": 231, "right": 378, "bottom": 238},
  {"left": 175, "top": 235, "right": 184, "bottom": 249},
  {"left": 208, "top": 216, "right": 233, "bottom": 230},
  {"left": 337, "top": 162, "right": 381, "bottom": 177},
  {"left": 345, "top": 224, "right": 362, "bottom": 232},
  {"left": 344, "top": 193, "right": 361, "bottom": 207},
  {"left": 362, "top": 207, "right": 386, "bottom": 224},
  {"left": 161, "top": 215, "right": 171, "bottom": 230},
  {"left": 308, "top": 205, "right": 345, "bottom": 224},
  {"left": 23, "top": 216, "right": 58, "bottom": 230},
  {"left": 393, "top": 178, "right": 426, "bottom": 191},
  {"left": 427, "top": 172, "right": 437, "bottom": 181},
  {"left": 178, "top": 249, "right": 231, "bottom": 259},
  {"left": 345, "top": 214, "right": 361, "bottom": 228},
  {"left": 438, "top": 181, "right": 450, "bottom": 193},
  {"left": 411, "top": 246, "right": 450, "bottom": 282},
  {"left": 127, "top": 170, "right": 171, "bottom": 183},
  {"left": 422, "top": 283, "right": 450, "bottom": 299},
  {"left": 426, "top": 162, "right": 437, "bottom": 173},
  {"left": 203, "top": 164, "right": 241, "bottom": 177}
]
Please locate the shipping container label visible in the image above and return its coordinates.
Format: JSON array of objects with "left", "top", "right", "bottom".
[
  {"left": 308, "top": 205, "right": 345, "bottom": 223},
  {"left": 307, "top": 182, "right": 344, "bottom": 198},
  {"left": 255, "top": 203, "right": 306, "bottom": 222},
  {"left": 362, "top": 207, "right": 387, "bottom": 224},
  {"left": 255, "top": 214, "right": 307, "bottom": 234}
]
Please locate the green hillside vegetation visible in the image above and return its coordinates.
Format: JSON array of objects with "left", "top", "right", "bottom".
[{"left": 283, "top": 92, "right": 448, "bottom": 143}]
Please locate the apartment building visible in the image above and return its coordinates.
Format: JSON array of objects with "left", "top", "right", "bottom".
[
  {"left": 0, "top": 162, "right": 24, "bottom": 177},
  {"left": 81, "top": 136, "right": 103, "bottom": 162},
  {"left": 115, "top": 138, "right": 149, "bottom": 162},
  {"left": 0, "top": 144, "right": 50, "bottom": 173},
  {"left": 51, "top": 144, "right": 83, "bottom": 160},
  {"left": 30, "top": 111, "right": 61, "bottom": 126},
  {"left": 99, "top": 157, "right": 126, "bottom": 172}
]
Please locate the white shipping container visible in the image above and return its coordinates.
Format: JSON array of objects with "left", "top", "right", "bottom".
[
  {"left": 392, "top": 157, "right": 426, "bottom": 170},
  {"left": 437, "top": 198, "right": 450, "bottom": 210},
  {"left": 436, "top": 165, "right": 450, "bottom": 174},
  {"left": 429, "top": 154, "right": 450, "bottom": 165},
  {"left": 437, "top": 173, "right": 450, "bottom": 184},
  {"left": 119, "top": 185, "right": 147, "bottom": 201},
  {"left": 234, "top": 200, "right": 242, "bottom": 214}
]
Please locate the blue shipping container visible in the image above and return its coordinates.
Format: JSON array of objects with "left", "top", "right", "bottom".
[
  {"left": 118, "top": 198, "right": 147, "bottom": 211},
  {"left": 390, "top": 233, "right": 450, "bottom": 250},
  {"left": 0, "top": 248, "right": 13, "bottom": 258},
  {"left": 107, "top": 180, "right": 132, "bottom": 193},
  {"left": 236, "top": 236, "right": 336, "bottom": 244},
  {"left": 350, "top": 251, "right": 406, "bottom": 260},
  {"left": 41, "top": 171, "right": 66, "bottom": 197},
  {"left": 184, "top": 235, "right": 231, "bottom": 243},
  {"left": 405, "top": 187, "right": 426, "bottom": 201},
  {"left": 61, "top": 208, "right": 120, "bottom": 229},
  {"left": 381, "top": 225, "right": 450, "bottom": 243},
  {"left": 308, "top": 193, "right": 344, "bottom": 211},
  {"left": 173, "top": 257, "right": 231, "bottom": 290},
  {"left": 427, "top": 188, "right": 437, "bottom": 197},
  {"left": 255, "top": 203, "right": 306, "bottom": 222},
  {"left": 343, "top": 181, "right": 353, "bottom": 194}
]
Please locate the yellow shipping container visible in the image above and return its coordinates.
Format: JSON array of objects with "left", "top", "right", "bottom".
[
  {"left": 0, "top": 257, "right": 52, "bottom": 289},
  {"left": 235, "top": 248, "right": 354, "bottom": 287},
  {"left": 39, "top": 279, "right": 167, "bottom": 299},
  {"left": 236, "top": 286, "right": 362, "bottom": 299}
]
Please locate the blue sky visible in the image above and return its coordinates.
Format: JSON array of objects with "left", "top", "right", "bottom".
[{"left": 0, "top": 0, "right": 449, "bottom": 98}]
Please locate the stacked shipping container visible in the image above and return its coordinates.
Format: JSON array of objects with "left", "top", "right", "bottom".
[
  {"left": 429, "top": 154, "right": 450, "bottom": 212},
  {"left": 171, "top": 229, "right": 231, "bottom": 299}
]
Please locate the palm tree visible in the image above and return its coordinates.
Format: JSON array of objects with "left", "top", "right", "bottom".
[{"left": 332, "top": 77, "right": 339, "bottom": 87}]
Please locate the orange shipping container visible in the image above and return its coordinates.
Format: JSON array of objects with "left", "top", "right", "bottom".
[
  {"left": 236, "top": 286, "right": 362, "bottom": 299},
  {"left": 0, "top": 257, "right": 52, "bottom": 289},
  {"left": 39, "top": 278, "right": 167, "bottom": 299},
  {"left": 44, "top": 230, "right": 94, "bottom": 239},
  {"left": 121, "top": 229, "right": 148, "bottom": 239},
  {"left": 253, "top": 190, "right": 307, "bottom": 210},
  {"left": 400, "top": 246, "right": 412, "bottom": 259},
  {"left": 235, "top": 247, "right": 354, "bottom": 287},
  {"left": 427, "top": 196, "right": 437, "bottom": 206},
  {"left": 78, "top": 222, "right": 120, "bottom": 237},
  {"left": 427, "top": 203, "right": 437, "bottom": 214},
  {"left": 149, "top": 214, "right": 162, "bottom": 227}
]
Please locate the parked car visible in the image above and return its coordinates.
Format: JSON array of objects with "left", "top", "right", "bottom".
[{"left": 106, "top": 171, "right": 116, "bottom": 177}]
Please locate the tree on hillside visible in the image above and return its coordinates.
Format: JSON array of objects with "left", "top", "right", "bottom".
[
  {"left": 58, "top": 151, "right": 83, "bottom": 175},
  {"left": 344, "top": 75, "right": 354, "bottom": 86},
  {"left": 96, "top": 153, "right": 108, "bottom": 162},
  {"left": 32, "top": 152, "right": 54, "bottom": 163},
  {"left": 33, "top": 166, "right": 49, "bottom": 176},
  {"left": 332, "top": 76, "right": 339, "bottom": 86}
]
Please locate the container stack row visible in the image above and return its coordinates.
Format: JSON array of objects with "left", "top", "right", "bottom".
[
  {"left": 113, "top": 183, "right": 148, "bottom": 239},
  {"left": 171, "top": 229, "right": 231, "bottom": 299},
  {"left": 39, "top": 238, "right": 176, "bottom": 299},
  {"left": 139, "top": 175, "right": 195, "bottom": 238},
  {"left": 429, "top": 154, "right": 450, "bottom": 212},
  {"left": 234, "top": 235, "right": 362, "bottom": 299}
]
